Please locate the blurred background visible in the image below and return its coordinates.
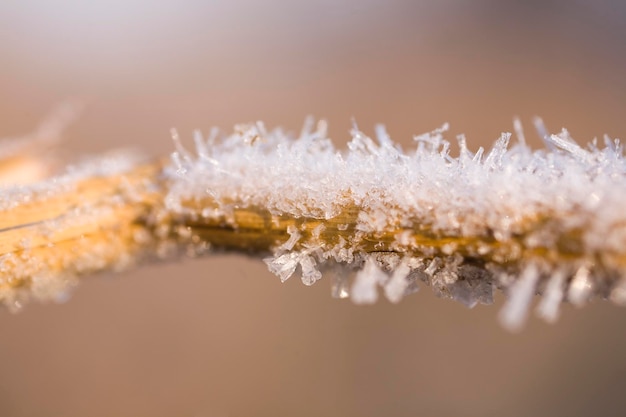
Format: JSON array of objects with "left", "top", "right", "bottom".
[{"left": 1, "top": 0, "right": 626, "bottom": 416}]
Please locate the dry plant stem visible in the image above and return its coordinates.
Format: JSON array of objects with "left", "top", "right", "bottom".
[{"left": 0, "top": 163, "right": 162, "bottom": 308}]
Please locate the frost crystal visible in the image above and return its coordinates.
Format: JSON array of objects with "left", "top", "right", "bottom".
[
  {"left": 536, "top": 268, "right": 567, "bottom": 323},
  {"left": 351, "top": 258, "right": 386, "bottom": 304},
  {"left": 499, "top": 264, "right": 540, "bottom": 331},
  {"left": 384, "top": 259, "right": 412, "bottom": 304}
]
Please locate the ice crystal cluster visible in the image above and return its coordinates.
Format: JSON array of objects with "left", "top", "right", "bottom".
[
  {"left": 165, "top": 118, "right": 626, "bottom": 330},
  {"left": 1, "top": 110, "right": 626, "bottom": 330}
]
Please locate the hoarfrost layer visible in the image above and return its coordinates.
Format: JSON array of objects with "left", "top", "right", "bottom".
[{"left": 167, "top": 119, "right": 626, "bottom": 330}]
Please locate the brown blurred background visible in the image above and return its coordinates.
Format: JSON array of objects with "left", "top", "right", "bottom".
[{"left": 2, "top": 1, "right": 626, "bottom": 416}]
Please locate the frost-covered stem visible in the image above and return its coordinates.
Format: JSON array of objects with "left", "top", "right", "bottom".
[
  {"left": 2, "top": 116, "right": 626, "bottom": 330},
  {"left": 0, "top": 164, "right": 531, "bottom": 280},
  {"left": 0, "top": 160, "right": 620, "bottom": 312}
]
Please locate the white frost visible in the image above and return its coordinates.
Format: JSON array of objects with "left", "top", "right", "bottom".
[
  {"left": 158, "top": 118, "right": 626, "bottom": 329},
  {"left": 2, "top": 113, "right": 625, "bottom": 329}
]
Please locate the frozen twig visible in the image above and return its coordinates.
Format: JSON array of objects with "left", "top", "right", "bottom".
[{"left": 1, "top": 114, "right": 625, "bottom": 330}]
